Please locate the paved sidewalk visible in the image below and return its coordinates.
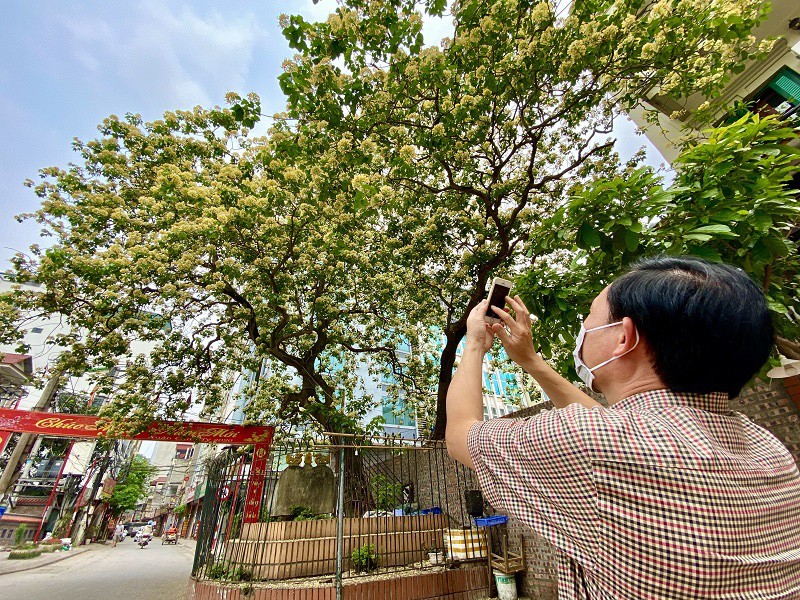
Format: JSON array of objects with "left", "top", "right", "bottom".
[{"left": 0, "top": 542, "right": 97, "bottom": 576}]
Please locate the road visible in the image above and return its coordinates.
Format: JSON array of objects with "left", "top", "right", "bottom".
[{"left": 0, "top": 538, "right": 195, "bottom": 600}]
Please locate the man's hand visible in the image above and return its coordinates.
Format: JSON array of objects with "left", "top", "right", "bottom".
[
  {"left": 489, "top": 295, "right": 537, "bottom": 367},
  {"left": 466, "top": 299, "right": 495, "bottom": 353}
]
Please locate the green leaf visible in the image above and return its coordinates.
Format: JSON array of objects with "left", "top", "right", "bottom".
[
  {"left": 624, "top": 229, "right": 639, "bottom": 252},
  {"left": 578, "top": 224, "right": 602, "bottom": 248},
  {"left": 688, "top": 245, "right": 722, "bottom": 262},
  {"left": 231, "top": 104, "right": 244, "bottom": 122},
  {"left": 690, "top": 224, "right": 734, "bottom": 235}
]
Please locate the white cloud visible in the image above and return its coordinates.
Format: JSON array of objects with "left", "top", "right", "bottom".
[
  {"left": 60, "top": 1, "right": 264, "bottom": 111},
  {"left": 73, "top": 49, "right": 100, "bottom": 73}
]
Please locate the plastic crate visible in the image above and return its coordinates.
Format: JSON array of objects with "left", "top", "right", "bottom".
[{"left": 473, "top": 515, "right": 508, "bottom": 527}]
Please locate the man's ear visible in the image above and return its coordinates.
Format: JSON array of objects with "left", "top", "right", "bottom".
[{"left": 612, "top": 317, "right": 639, "bottom": 356}]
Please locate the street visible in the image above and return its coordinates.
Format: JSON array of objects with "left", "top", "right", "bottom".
[{"left": 0, "top": 539, "right": 195, "bottom": 600}]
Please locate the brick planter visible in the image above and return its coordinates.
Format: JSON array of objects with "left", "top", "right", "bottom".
[
  {"left": 188, "top": 565, "right": 488, "bottom": 600},
  {"left": 225, "top": 515, "right": 447, "bottom": 580}
]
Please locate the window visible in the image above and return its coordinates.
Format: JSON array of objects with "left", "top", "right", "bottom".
[
  {"left": 491, "top": 373, "right": 502, "bottom": 396},
  {"left": 175, "top": 444, "right": 193, "bottom": 460},
  {"left": 483, "top": 372, "right": 493, "bottom": 393},
  {"left": 382, "top": 397, "right": 415, "bottom": 427},
  {"left": 750, "top": 67, "right": 800, "bottom": 118}
]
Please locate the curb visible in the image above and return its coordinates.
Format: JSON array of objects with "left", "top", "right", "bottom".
[{"left": 0, "top": 545, "right": 93, "bottom": 577}]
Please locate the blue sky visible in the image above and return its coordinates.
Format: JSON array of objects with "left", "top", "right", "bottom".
[{"left": 0, "top": 1, "right": 664, "bottom": 270}]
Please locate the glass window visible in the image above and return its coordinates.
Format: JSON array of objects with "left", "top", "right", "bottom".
[
  {"left": 382, "top": 397, "right": 415, "bottom": 427},
  {"left": 492, "top": 373, "right": 503, "bottom": 396}
]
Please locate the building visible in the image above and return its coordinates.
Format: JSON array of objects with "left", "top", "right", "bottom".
[
  {"left": 629, "top": 6, "right": 800, "bottom": 163},
  {"left": 131, "top": 441, "right": 195, "bottom": 534},
  {"left": 0, "top": 273, "right": 153, "bottom": 545}
]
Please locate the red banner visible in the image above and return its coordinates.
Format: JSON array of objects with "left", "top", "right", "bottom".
[
  {"left": 0, "top": 408, "right": 274, "bottom": 446},
  {"left": 243, "top": 443, "right": 270, "bottom": 523}
]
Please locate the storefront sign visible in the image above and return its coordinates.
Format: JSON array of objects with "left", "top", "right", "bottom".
[
  {"left": 0, "top": 408, "right": 274, "bottom": 446},
  {"left": 100, "top": 477, "right": 117, "bottom": 500}
]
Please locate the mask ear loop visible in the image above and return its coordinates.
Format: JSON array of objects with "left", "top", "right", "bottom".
[{"left": 587, "top": 326, "right": 640, "bottom": 373}]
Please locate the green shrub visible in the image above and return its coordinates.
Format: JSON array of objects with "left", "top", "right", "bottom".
[
  {"left": 8, "top": 548, "right": 42, "bottom": 560},
  {"left": 207, "top": 561, "right": 229, "bottom": 579},
  {"left": 370, "top": 474, "right": 403, "bottom": 512},
  {"left": 206, "top": 561, "right": 252, "bottom": 582},
  {"left": 290, "top": 505, "right": 316, "bottom": 521},
  {"left": 351, "top": 544, "right": 379, "bottom": 573},
  {"left": 13, "top": 524, "right": 28, "bottom": 548},
  {"left": 40, "top": 545, "right": 58, "bottom": 553}
]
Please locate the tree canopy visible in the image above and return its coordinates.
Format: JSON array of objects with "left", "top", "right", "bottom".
[
  {"left": 1, "top": 0, "right": 794, "bottom": 439},
  {"left": 108, "top": 454, "right": 157, "bottom": 517}
]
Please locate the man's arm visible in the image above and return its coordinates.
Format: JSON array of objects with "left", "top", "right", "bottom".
[{"left": 446, "top": 301, "right": 493, "bottom": 469}]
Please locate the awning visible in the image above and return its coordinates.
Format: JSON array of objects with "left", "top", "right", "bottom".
[{"left": 768, "top": 68, "right": 800, "bottom": 104}]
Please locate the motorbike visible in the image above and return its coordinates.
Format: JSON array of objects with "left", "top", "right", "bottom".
[
  {"left": 162, "top": 529, "right": 178, "bottom": 545},
  {"left": 135, "top": 531, "right": 151, "bottom": 548}
]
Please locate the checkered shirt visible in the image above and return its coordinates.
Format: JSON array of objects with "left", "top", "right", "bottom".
[{"left": 467, "top": 389, "right": 800, "bottom": 599}]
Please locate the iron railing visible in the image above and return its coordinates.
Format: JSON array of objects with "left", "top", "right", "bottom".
[{"left": 192, "top": 434, "right": 495, "bottom": 599}]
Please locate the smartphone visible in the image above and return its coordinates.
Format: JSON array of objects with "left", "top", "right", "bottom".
[{"left": 484, "top": 277, "right": 513, "bottom": 324}]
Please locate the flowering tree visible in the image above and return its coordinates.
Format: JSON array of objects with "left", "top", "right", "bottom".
[
  {"left": 2, "top": 103, "right": 430, "bottom": 437},
  {"left": 278, "top": 0, "right": 773, "bottom": 436},
  {"left": 1, "top": 0, "right": 779, "bottom": 439}
]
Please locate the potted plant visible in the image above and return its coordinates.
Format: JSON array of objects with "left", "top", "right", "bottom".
[{"left": 424, "top": 544, "right": 445, "bottom": 565}]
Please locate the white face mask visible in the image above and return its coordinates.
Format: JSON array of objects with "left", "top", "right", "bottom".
[{"left": 573, "top": 321, "right": 640, "bottom": 392}]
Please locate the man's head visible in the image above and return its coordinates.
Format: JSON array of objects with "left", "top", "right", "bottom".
[{"left": 596, "top": 256, "right": 774, "bottom": 398}]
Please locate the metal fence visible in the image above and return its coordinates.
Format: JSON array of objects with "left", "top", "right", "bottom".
[{"left": 192, "top": 434, "right": 494, "bottom": 599}]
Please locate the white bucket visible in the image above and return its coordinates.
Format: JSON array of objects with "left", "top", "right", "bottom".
[{"left": 493, "top": 569, "right": 517, "bottom": 600}]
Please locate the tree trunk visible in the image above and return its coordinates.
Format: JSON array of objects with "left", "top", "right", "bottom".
[
  {"left": 776, "top": 336, "right": 800, "bottom": 360},
  {"left": 430, "top": 326, "right": 467, "bottom": 441},
  {"left": 342, "top": 448, "right": 373, "bottom": 517}
]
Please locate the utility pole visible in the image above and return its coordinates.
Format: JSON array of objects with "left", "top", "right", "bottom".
[{"left": 0, "top": 369, "right": 62, "bottom": 499}]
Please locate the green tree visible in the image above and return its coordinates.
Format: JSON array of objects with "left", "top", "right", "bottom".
[
  {"left": 108, "top": 455, "right": 157, "bottom": 517},
  {"left": 278, "top": 0, "right": 773, "bottom": 436},
  {"left": 518, "top": 113, "right": 800, "bottom": 375}
]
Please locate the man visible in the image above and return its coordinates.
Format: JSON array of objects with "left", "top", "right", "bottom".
[
  {"left": 446, "top": 256, "right": 800, "bottom": 599},
  {"left": 112, "top": 521, "right": 124, "bottom": 547}
]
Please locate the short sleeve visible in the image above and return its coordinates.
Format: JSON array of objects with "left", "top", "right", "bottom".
[{"left": 467, "top": 406, "right": 599, "bottom": 564}]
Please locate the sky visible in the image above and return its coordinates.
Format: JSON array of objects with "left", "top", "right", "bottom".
[{"left": 0, "top": 1, "right": 666, "bottom": 270}]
